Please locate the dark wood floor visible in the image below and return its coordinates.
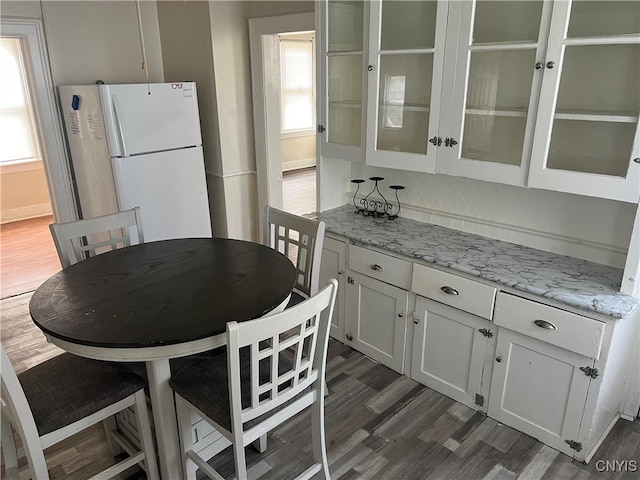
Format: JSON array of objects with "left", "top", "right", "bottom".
[{"left": 2, "top": 290, "right": 639, "bottom": 480}]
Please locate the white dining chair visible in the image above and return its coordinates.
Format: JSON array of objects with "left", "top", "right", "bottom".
[
  {"left": 49, "top": 207, "right": 144, "bottom": 268},
  {"left": 170, "top": 279, "right": 338, "bottom": 480},
  {"left": 263, "top": 205, "right": 326, "bottom": 308},
  {"left": 0, "top": 345, "right": 159, "bottom": 480}
]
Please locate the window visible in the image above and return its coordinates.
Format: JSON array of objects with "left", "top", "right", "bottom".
[
  {"left": 0, "top": 37, "right": 41, "bottom": 165},
  {"left": 382, "top": 74, "right": 406, "bottom": 129},
  {"left": 280, "top": 36, "right": 315, "bottom": 133}
]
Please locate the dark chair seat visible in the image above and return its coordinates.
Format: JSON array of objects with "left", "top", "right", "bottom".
[{"left": 18, "top": 353, "right": 147, "bottom": 437}]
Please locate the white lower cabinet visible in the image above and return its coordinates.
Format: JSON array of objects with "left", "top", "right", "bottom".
[
  {"left": 487, "top": 327, "right": 592, "bottom": 457},
  {"left": 320, "top": 240, "right": 637, "bottom": 462},
  {"left": 345, "top": 271, "right": 409, "bottom": 374},
  {"left": 411, "top": 297, "right": 495, "bottom": 412},
  {"left": 320, "top": 236, "right": 347, "bottom": 342}
]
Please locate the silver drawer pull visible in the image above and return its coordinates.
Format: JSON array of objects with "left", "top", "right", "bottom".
[
  {"left": 370, "top": 264, "right": 384, "bottom": 272},
  {"left": 440, "top": 286, "right": 459, "bottom": 296},
  {"left": 533, "top": 319, "right": 557, "bottom": 330}
]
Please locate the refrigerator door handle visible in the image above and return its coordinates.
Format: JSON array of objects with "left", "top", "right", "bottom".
[{"left": 112, "top": 95, "right": 129, "bottom": 157}]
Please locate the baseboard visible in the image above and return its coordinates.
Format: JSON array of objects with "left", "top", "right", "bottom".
[
  {"left": 1, "top": 203, "right": 52, "bottom": 224},
  {"left": 282, "top": 158, "right": 316, "bottom": 172}
]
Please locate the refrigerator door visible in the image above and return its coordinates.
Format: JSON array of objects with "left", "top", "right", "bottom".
[
  {"left": 58, "top": 85, "right": 120, "bottom": 218},
  {"left": 112, "top": 146, "right": 212, "bottom": 242},
  {"left": 100, "top": 82, "right": 202, "bottom": 157}
]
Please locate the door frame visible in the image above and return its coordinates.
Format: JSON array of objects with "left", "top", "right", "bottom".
[
  {"left": 1, "top": 17, "right": 77, "bottom": 223},
  {"left": 248, "top": 12, "right": 315, "bottom": 232}
]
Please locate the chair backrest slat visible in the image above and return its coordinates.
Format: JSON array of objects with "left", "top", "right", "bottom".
[
  {"left": 226, "top": 279, "right": 337, "bottom": 427},
  {"left": 50, "top": 207, "right": 144, "bottom": 268},
  {"left": 263, "top": 206, "right": 326, "bottom": 298}
]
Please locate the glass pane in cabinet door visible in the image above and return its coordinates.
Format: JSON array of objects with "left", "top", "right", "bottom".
[
  {"left": 568, "top": 0, "right": 640, "bottom": 37},
  {"left": 473, "top": 1, "right": 543, "bottom": 43},
  {"left": 328, "top": 0, "right": 364, "bottom": 52},
  {"left": 556, "top": 45, "right": 639, "bottom": 114},
  {"left": 380, "top": 0, "right": 437, "bottom": 50},
  {"left": 328, "top": 55, "right": 363, "bottom": 146},
  {"left": 376, "top": 54, "right": 432, "bottom": 154},
  {"left": 461, "top": 50, "right": 535, "bottom": 165},
  {"left": 547, "top": 121, "right": 636, "bottom": 177}
]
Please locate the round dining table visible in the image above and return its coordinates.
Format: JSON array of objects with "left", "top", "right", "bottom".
[{"left": 29, "top": 237, "right": 296, "bottom": 479}]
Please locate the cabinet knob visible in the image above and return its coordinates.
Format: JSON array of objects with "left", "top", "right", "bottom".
[
  {"left": 535, "top": 62, "right": 544, "bottom": 70},
  {"left": 429, "top": 136, "right": 442, "bottom": 146},
  {"left": 346, "top": 333, "right": 354, "bottom": 341},
  {"left": 398, "top": 312, "right": 405, "bottom": 318},
  {"left": 367, "top": 65, "right": 375, "bottom": 72},
  {"left": 496, "top": 355, "right": 503, "bottom": 363},
  {"left": 633, "top": 158, "right": 640, "bottom": 164},
  {"left": 370, "top": 264, "right": 384, "bottom": 272},
  {"left": 546, "top": 61, "right": 555, "bottom": 69},
  {"left": 317, "top": 124, "right": 326, "bottom": 133},
  {"left": 414, "top": 317, "right": 420, "bottom": 325},
  {"left": 440, "top": 285, "right": 459, "bottom": 296}
]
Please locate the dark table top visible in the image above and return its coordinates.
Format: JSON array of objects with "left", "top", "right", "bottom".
[{"left": 30, "top": 238, "right": 296, "bottom": 349}]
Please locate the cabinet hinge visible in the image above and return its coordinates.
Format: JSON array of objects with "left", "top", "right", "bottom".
[
  {"left": 565, "top": 439, "right": 583, "bottom": 452},
  {"left": 478, "top": 328, "right": 493, "bottom": 338},
  {"left": 579, "top": 366, "right": 599, "bottom": 379},
  {"left": 474, "top": 394, "right": 484, "bottom": 407}
]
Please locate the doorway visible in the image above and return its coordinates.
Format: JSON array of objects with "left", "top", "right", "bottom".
[
  {"left": 249, "top": 12, "right": 316, "bottom": 224},
  {"left": 1, "top": 19, "right": 75, "bottom": 298}
]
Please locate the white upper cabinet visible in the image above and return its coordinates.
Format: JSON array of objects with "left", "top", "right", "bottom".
[
  {"left": 439, "top": 1, "right": 553, "bottom": 186},
  {"left": 365, "top": 0, "right": 449, "bottom": 172},
  {"left": 317, "top": 0, "right": 368, "bottom": 162},
  {"left": 318, "top": 0, "right": 640, "bottom": 202},
  {"left": 528, "top": 0, "right": 640, "bottom": 202}
]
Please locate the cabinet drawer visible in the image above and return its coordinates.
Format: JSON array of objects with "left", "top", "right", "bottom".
[
  {"left": 411, "top": 263, "right": 496, "bottom": 320},
  {"left": 348, "top": 244, "right": 412, "bottom": 289},
  {"left": 493, "top": 293, "right": 605, "bottom": 359}
]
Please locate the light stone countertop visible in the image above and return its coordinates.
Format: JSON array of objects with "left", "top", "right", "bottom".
[{"left": 311, "top": 205, "right": 639, "bottom": 320}]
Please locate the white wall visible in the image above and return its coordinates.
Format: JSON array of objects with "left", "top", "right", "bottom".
[{"left": 347, "top": 164, "right": 636, "bottom": 268}]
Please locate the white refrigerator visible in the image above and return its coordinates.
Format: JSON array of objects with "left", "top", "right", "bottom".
[{"left": 58, "top": 82, "right": 212, "bottom": 241}]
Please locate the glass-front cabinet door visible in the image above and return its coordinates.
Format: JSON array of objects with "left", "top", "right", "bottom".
[
  {"left": 365, "top": 0, "right": 449, "bottom": 172},
  {"left": 528, "top": 0, "right": 640, "bottom": 202},
  {"left": 318, "top": 0, "right": 368, "bottom": 162},
  {"left": 439, "top": 0, "right": 553, "bottom": 186}
]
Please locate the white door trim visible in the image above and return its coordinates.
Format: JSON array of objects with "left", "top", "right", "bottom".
[
  {"left": 1, "top": 17, "right": 77, "bottom": 223},
  {"left": 248, "top": 12, "right": 314, "bottom": 232}
]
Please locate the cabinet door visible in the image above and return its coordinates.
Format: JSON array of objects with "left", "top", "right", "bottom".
[
  {"left": 345, "top": 271, "right": 409, "bottom": 373},
  {"left": 528, "top": 0, "right": 640, "bottom": 202},
  {"left": 319, "top": 236, "right": 347, "bottom": 341},
  {"left": 365, "top": 0, "right": 449, "bottom": 172},
  {"left": 411, "top": 297, "right": 495, "bottom": 411},
  {"left": 440, "top": 0, "right": 553, "bottom": 186},
  {"left": 488, "top": 327, "right": 592, "bottom": 457},
  {"left": 317, "top": 0, "right": 368, "bottom": 162}
]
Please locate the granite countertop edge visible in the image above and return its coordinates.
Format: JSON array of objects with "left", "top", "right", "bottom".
[{"left": 311, "top": 206, "right": 640, "bottom": 321}]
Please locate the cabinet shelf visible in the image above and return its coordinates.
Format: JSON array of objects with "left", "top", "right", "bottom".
[
  {"left": 553, "top": 110, "right": 638, "bottom": 123},
  {"left": 378, "top": 102, "right": 430, "bottom": 113},
  {"left": 466, "top": 107, "right": 528, "bottom": 118},
  {"left": 328, "top": 101, "right": 363, "bottom": 110}
]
